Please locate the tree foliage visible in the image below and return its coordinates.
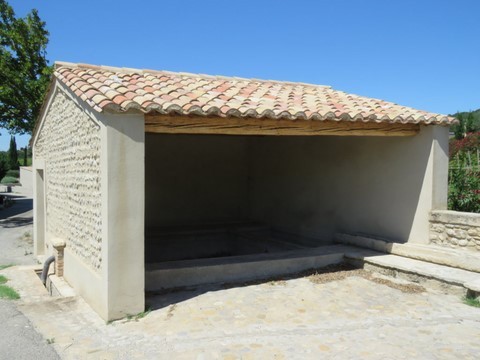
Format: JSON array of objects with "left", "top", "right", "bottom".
[
  {"left": 452, "top": 110, "right": 480, "bottom": 140},
  {"left": 449, "top": 109, "right": 480, "bottom": 213},
  {"left": 0, "top": 0, "right": 52, "bottom": 134},
  {"left": 448, "top": 153, "right": 480, "bottom": 213},
  {"left": 0, "top": 152, "right": 7, "bottom": 180}
]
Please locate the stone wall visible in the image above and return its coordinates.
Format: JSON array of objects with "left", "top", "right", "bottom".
[
  {"left": 430, "top": 210, "right": 480, "bottom": 251},
  {"left": 34, "top": 88, "right": 102, "bottom": 271}
]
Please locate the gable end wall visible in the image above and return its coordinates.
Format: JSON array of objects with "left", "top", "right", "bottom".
[{"left": 34, "top": 87, "right": 103, "bottom": 272}]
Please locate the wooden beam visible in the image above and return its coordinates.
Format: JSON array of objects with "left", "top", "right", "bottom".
[{"left": 145, "top": 114, "right": 420, "bottom": 137}]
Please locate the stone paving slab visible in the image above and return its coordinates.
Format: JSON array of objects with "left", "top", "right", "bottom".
[{"left": 3, "top": 264, "right": 480, "bottom": 359}]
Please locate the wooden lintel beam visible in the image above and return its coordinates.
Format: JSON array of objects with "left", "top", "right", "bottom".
[{"left": 144, "top": 114, "right": 420, "bottom": 137}]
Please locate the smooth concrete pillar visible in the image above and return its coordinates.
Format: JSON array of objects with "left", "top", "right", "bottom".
[
  {"left": 431, "top": 126, "right": 449, "bottom": 210},
  {"left": 100, "top": 113, "right": 145, "bottom": 320},
  {"left": 408, "top": 125, "right": 449, "bottom": 244}
]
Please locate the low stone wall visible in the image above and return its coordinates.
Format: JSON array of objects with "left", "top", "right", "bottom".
[{"left": 430, "top": 210, "right": 480, "bottom": 251}]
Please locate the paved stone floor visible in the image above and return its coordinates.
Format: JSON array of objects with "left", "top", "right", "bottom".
[{"left": 2, "top": 264, "right": 480, "bottom": 359}]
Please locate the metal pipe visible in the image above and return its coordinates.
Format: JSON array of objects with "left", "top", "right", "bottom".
[{"left": 41, "top": 255, "right": 55, "bottom": 285}]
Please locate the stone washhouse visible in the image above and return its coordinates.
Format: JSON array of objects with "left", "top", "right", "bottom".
[{"left": 32, "top": 62, "right": 454, "bottom": 321}]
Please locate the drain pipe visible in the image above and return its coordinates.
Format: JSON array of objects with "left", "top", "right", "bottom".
[{"left": 41, "top": 255, "right": 55, "bottom": 286}]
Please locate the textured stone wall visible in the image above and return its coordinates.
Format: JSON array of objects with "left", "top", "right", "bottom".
[
  {"left": 430, "top": 210, "right": 480, "bottom": 251},
  {"left": 34, "top": 88, "right": 102, "bottom": 271}
]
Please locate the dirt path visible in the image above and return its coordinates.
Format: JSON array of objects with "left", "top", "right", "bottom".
[
  {"left": 0, "top": 193, "right": 36, "bottom": 266},
  {"left": 0, "top": 190, "right": 59, "bottom": 359}
]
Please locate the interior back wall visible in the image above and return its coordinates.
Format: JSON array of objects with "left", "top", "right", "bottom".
[
  {"left": 248, "top": 130, "right": 433, "bottom": 243},
  {"left": 145, "top": 134, "right": 250, "bottom": 227}
]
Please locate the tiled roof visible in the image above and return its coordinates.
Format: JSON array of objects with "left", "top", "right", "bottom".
[{"left": 54, "top": 62, "right": 454, "bottom": 125}]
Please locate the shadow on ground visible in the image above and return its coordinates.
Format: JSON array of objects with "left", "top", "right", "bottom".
[
  {"left": 145, "top": 264, "right": 358, "bottom": 311},
  {"left": 0, "top": 194, "right": 33, "bottom": 227},
  {"left": 0, "top": 216, "right": 33, "bottom": 228}
]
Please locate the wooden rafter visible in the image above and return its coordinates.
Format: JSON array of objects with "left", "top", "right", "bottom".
[{"left": 145, "top": 114, "right": 420, "bottom": 137}]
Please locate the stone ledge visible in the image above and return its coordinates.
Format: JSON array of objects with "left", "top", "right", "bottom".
[
  {"left": 47, "top": 274, "right": 76, "bottom": 297},
  {"left": 344, "top": 250, "right": 480, "bottom": 296},
  {"left": 335, "top": 233, "right": 480, "bottom": 273},
  {"left": 430, "top": 210, "right": 480, "bottom": 227}
]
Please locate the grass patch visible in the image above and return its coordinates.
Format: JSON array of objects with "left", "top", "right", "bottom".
[
  {"left": 0, "top": 176, "right": 19, "bottom": 184},
  {"left": 0, "top": 272, "right": 20, "bottom": 300},
  {"left": 135, "top": 308, "right": 151, "bottom": 320},
  {"left": 0, "top": 264, "right": 14, "bottom": 270},
  {"left": 463, "top": 295, "right": 480, "bottom": 308},
  {"left": 0, "top": 285, "right": 20, "bottom": 300},
  {"left": 124, "top": 307, "right": 152, "bottom": 322},
  {"left": 5, "top": 170, "right": 19, "bottom": 178}
]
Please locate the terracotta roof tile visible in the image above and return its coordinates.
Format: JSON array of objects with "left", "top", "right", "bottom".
[{"left": 53, "top": 61, "right": 455, "bottom": 125}]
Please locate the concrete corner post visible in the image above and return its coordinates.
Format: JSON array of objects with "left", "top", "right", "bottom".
[
  {"left": 430, "top": 125, "right": 449, "bottom": 210},
  {"left": 409, "top": 125, "right": 449, "bottom": 244},
  {"left": 100, "top": 113, "right": 145, "bottom": 321}
]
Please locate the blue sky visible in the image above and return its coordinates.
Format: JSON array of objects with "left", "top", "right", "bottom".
[{"left": 1, "top": 0, "right": 479, "bottom": 150}]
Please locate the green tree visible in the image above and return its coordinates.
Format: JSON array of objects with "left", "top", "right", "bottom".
[
  {"left": 0, "top": 152, "right": 7, "bottom": 180},
  {"left": 0, "top": 0, "right": 52, "bottom": 134},
  {"left": 465, "top": 112, "right": 476, "bottom": 133},
  {"left": 451, "top": 110, "right": 480, "bottom": 139},
  {"left": 453, "top": 113, "right": 465, "bottom": 140},
  {"left": 448, "top": 153, "right": 480, "bottom": 213},
  {"left": 7, "top": 135, "right": 18, "bottom": 169}
]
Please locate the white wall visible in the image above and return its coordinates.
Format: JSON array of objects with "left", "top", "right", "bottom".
[{"left": 19, "top": 167, "right": 33, "bottom": 196}]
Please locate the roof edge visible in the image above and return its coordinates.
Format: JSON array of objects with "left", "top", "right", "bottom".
[{"left": 53, "top": 61, "right": 332, "bottom": 89}]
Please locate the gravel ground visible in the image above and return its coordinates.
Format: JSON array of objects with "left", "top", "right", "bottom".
[
  {"left": 214, "top": 263, "right": 427, "bottom": 294},
  {"left": 305, "top": 263, "right": 426, "bottom": 293}
]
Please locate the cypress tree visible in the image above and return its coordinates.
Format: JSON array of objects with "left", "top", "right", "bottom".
[
  {"left": 8, "top": 135, "right": 19, "bottom": 170},
  {"left": 23, "top": 146, "right": 28, "bottom": 166},
  {"left": 0, "top": 153, "right": 7, "bottom": 180},
  {"left": 453, "top": 113, "right": 465, "bottom": 140}
]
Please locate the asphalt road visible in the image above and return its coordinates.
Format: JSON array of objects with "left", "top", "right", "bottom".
[{"left": 0, "top": 191, "right": 59, "bottom": 360}]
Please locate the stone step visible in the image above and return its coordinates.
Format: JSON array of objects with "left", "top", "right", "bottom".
[
  {"left": 343, "top": 247, "right": 480, "bottom": 297},
  {"left": 335, "top": 233, "right": 480, "bottom": 273}
]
